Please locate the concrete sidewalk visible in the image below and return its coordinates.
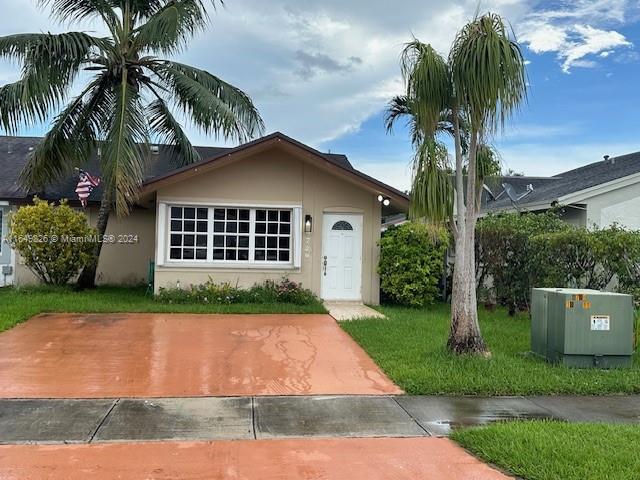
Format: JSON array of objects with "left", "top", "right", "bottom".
[{"left": 1, "top": 395, "right": 638, "bottom": 444}]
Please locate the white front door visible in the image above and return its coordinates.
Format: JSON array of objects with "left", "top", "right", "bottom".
[
  {"left": 0, "top": 206, "right": 13, "bottom": 286},
  {"left": 321, "top": 214, "right": 363, "bottom": 301}
]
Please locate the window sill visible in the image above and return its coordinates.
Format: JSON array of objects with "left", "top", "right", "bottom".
[{"left": 158, "top": 261, "right": 299, "bottom": 271}]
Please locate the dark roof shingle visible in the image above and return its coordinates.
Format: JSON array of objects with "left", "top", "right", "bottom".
[
  {"left": 484, "top": 151, "right": 640, "bottom": 211},
  {"left": 0, "top": 135, "right": 354, "bottom": 203}
]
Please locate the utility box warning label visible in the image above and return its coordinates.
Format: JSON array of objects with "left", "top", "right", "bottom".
[{"left": 590, "top": 315, "right": 610, "bottom": 331}]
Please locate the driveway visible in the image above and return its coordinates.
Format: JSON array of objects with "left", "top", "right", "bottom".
[
  {"left": 0, "top": 313, "right": 401, "bottom": 398},
  {"left": 0, "top": 438, "right": 508, "bottom": 480}
]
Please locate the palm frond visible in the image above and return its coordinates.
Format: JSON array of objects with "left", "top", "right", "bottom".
[
  {"left": 128, "top": 0, "right": 222, "bottom": 20},
  {"left": 20, "top": 76, "right": 112, "bottom": 189},
  {"left": 0, "top": 31, "right": 107, "bottom": 133},
  {"left": 101, "top": 69, "right": 150, "bottom": 215},
  {"left": 385, "top": 94, "right": 470, "bottom": 153},
  {"left": 384, "top": 94, "right": 424, "bottom": 147},
  {"left": 400, "top": 39, "right": 452, "bottom": 137},
  {"left": 38, "top": 0, "right": 120, "bottom": 32},
  {"left": 409, "top": 138, "right": 454, "bottom": 223},
  {"left": 147, "top": 98, "right": 200, "bottom": 166},
  {"left": 476, "top": 144, "right": 501, "bottom": 182},
  {"left": 150, "top": 60, "right": 264, "bottom": 142},
  {"left": 384, "top": 95, "right": 412, "bottom": 132},
  {"left": 133, "top": 0, "right": 212, "bottom": 54},
  {"left": 450, "top": 12, "right": 527, "bottom": 132}
]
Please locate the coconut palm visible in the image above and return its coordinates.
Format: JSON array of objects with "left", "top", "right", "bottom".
[
  {"left": 392, "top": 13, "right": 527, "bottom": 354},
  {"left": 0, "top": 0, "right": 264, "bottom": 287}
]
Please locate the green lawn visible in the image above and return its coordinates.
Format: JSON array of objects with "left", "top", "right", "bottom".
[
  {"left": 0, "top": 286, "right": 327, "bottom": 332},
  {"left": 452, "top": 420, "right": 640, "bottom": 480},
  {"left": 341, "top": 304, "right": 639, "bottom": 395}
]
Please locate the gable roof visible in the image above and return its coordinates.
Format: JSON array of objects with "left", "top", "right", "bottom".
[
  {"left": 0, "top": 133, "right": 375, "bottom": 206},
  {"left": 483, "top": 151, "right": 640, "bottom": 212},
  {"left": 140, "top": 132, "right": 409, "bottom": 207}
]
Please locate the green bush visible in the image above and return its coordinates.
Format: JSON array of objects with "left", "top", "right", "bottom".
[
  {"left": 378, "top": 222, "right": 448, "bottom": 307},
  {"left": 8, "top": 198, "right": 96, "bottom": 285},
  {"left": 156, "top": 277, "right": 321, "bottom": 306},
  {"left": 532, "top": 227, "right": 626, "bottom": 290},
  {"left": 476, "top": 210, "right": 569, "bottom": 312},
  {"left": 477, "top": 211, "right": 640, "bottom": 312}
]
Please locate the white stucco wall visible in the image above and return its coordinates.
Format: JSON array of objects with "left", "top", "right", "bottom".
[{"left": 584, "top": 181, "right": 640, "bottom": 230}]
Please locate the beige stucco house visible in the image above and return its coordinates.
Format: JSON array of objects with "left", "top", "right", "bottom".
[{"left": 0, "top": 133, "right": 408, "bottom": 304}]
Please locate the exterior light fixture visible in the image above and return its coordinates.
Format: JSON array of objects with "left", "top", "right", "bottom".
[
  {"left": 382, "top": 198, "right": 391, "bottom": 206},
  {"left": 304, "top": 214, "right": 313, "bottom": 233},
  {"left": 377, "top": 194, "right": 384, "bottom": 202}
]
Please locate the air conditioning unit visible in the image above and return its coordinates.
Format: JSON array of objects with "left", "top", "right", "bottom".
[{"left": 531, "top": 288, "right": 634, "bottom": 368}]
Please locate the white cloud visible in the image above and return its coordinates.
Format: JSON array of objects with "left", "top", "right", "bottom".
[
  {"left": 521, "top": 23, "right": 567, "bottom": 53},
  {"left": 518, "top": 1, "right": 634, "bottom": 73},
  {"left": 560, "top": 25, "right": 631, "bottom": 72}
]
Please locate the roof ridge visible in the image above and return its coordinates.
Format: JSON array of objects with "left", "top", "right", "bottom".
[{"left": 552, "top": 151, "right": 640, "bottom": 178}]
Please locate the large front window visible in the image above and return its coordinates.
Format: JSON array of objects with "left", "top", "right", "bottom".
[{"left": 167, "top": 205, "right": 295, "bottom": 265}]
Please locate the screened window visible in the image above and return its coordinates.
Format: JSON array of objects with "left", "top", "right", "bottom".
[{"left": 166, "top": 205, "right": 295, "bottom": 264}]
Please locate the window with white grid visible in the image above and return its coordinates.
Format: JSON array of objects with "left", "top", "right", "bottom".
[
  {"left": 254, "top": 209, "right": 291, "bottom": 262},
  {"left": 213, "top": 207, "right": 251, "bottom": 261},
  {"left": 169, "top": 207, "right": 209, "bottom": 261},
  {"left": 166, "top": 205, "right": 294, "bottom": 265}
]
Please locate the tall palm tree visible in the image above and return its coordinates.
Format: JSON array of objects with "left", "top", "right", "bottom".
[
  {"left": 0, "top": 0, "right": 264, "bottom": 287},
  {"left": 392, "top": 13, "right": 527, "bottom": 354}
]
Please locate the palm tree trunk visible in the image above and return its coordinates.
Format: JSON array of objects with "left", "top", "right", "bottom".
[
  {"left": 448, "top": 129, "right": 489, "bottom": 355},
  {"left": 450, "top": 103, "right": 465, "bottom": 316},
  {"left": 77, "top": 191, "right": 111, "bottom": 289}
]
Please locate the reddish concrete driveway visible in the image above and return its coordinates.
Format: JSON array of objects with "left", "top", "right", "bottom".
[
  {"left": 0, "top": 438, "right": 509, "bottom": 480},
  {"left": 0, "top": 313, "right": 401, "bottom": 398}
]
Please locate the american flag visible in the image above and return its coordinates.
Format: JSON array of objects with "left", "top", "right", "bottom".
[{"left": 75, "top": 169, "right": 101, "bottom": 208}]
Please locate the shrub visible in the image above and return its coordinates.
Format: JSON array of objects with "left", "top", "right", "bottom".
[
  {"left": 156, "top": 277, "right": 320, "bottom": 306},
  {"left": 477, "top": 211, "right": 640, "bottom": 312},
  {"left": 378, "top": 222, "right": 449, "bottom": 307},
  {"left": 8, "top": 198, "right": 96, "bottom": 285},
  {"left": 532, "top": 227, "right": 627, "bottom": 291},
  {"left": 476, "top": 210, "right": 569, "bottom": 312}
]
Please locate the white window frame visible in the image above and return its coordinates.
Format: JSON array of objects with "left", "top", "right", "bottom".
[{"left": 157, "top": 201, "right": 302, "bottom": 269}]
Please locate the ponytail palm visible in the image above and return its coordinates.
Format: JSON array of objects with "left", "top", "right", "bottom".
[
  {"left": 390, "top": 13, "right": 527, "bottom": 354},
  {"left": 0, "top": 0, "right": 264, "bottom": 287}
]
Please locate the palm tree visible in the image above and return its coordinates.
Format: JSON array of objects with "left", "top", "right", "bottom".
[
  {"left": 391, "top": 13, "right": 527, "bottom": 354},
  {"left": 0, "top": 0, "right": 264, "bottom": 287}
]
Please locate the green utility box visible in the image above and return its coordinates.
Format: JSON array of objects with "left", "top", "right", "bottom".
[{"left": 531, "top": 288, "right": 634, "bottom": 368}]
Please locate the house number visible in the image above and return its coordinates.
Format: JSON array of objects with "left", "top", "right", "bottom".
[{"left": 304, "top": 235, "right": 312, "bottom": 259}]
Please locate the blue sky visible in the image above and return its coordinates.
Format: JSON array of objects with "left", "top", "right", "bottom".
[{"left": 1, "top": 0, "right": 639, "bottom": 190}]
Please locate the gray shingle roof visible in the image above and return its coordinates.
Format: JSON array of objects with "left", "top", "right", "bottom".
[
  {"left": 483, "top": 151, "right": 640, "bottom": 211},
  {"left": 0, "top": 135, "right": 354, "bottom": 203}
]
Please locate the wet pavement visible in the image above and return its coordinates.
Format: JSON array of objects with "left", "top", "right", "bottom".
[
  {"left": 1, "top": 395, "right": 638, "bottom": 444},
  {"left": 0, "top": 437, "right": 510, "bottom": 479},
  {"left": 0, "top": 313, "right": 402, "bottom": 398}
]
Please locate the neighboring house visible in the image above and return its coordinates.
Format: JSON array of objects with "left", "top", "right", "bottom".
[
  {"left": 482, "top": 152, "right": 640, "bottom": 229},
  {"left": 0, "top": 132, "right": 408, "bottom": 304},
  {"left": 381, "top": 213, "right": 409, "bottom": 232}
]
